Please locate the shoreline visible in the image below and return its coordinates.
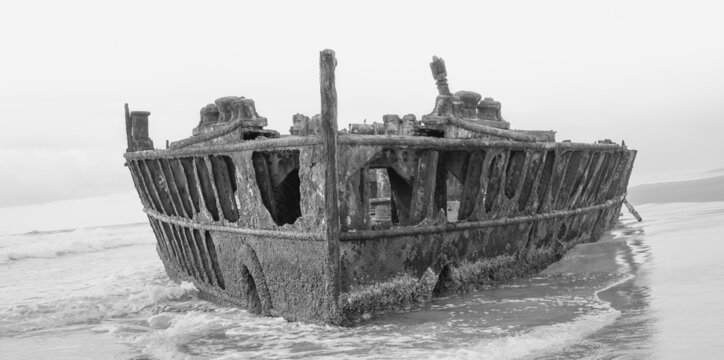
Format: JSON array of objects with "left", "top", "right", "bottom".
[{"left": 627, "top": 175, "right": 724, "bottom": 205}]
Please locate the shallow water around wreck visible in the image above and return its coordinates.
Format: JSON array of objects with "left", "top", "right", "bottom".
[{"left": 1, "top": 201, "right": 723, "bottom": 359}]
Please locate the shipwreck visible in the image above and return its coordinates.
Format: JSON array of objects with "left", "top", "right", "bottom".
[{"left": 123, "top": 50, "right": 637, "bottom": 324}]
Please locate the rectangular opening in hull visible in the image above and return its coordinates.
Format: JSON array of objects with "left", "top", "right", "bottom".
[{"left": 252, "top": 150, "right": 302, "bottom": 226}]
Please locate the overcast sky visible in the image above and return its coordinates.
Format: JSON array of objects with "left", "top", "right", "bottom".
[{"left": 1, "top": 0, "right": 723, "bottom": 231}]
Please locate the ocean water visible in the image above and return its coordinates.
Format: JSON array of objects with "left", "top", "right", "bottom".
[{"left": 1, "top": 200, "right": 723, "bottom": 359}]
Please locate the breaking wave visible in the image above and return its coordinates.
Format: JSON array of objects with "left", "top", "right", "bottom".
[
  {"left": 0, "top": 272, "right": 197, "bottom": 336},
  {"left": 113, "top": 274, "right": 633, "bottom": 360},
  {"left": 129, "top": 311, "right": 241, "bottom": 360},
  {"left": 0, "top": 224, "right": 153, "bottom": 264},
  {"left": 441, "top": 309, "right": 620, "bottom": 360}
]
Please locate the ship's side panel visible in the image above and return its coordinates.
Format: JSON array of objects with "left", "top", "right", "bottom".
[
  {"left": 209, "top": 146, "right": 329, "bottom": 321},
  {"left": 336, "top": 144, "right": 636, "bottom": 300},
  {"left": 211, "top": 232, "right": 328, "bottom": 320},
  {"left": 127, "top": 143, "right": 333, "bottom": 322},
  {"left": 127, "top": 138, "right": 635, "bottom": 324}
]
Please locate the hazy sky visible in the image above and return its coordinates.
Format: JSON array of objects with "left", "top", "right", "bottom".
[{"left": 1, "top": 0, "right": 723, "bottom": 216}]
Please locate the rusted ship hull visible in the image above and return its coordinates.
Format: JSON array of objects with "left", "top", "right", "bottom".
[{"left": 123, "top": 50, "right": 636, "bottom": 324}]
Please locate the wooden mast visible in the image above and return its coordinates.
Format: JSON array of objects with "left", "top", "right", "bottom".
[{"left": 320, "top": 49, "right": 341, "bottom": 321}]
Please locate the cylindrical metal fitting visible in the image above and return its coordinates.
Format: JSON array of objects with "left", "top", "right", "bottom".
[{"left": 130, "top": 111, "right": 151, "bottom": 139}]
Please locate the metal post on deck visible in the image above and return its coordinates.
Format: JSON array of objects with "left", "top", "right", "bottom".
[{"left": 320, "top": 49, "right": 341, "bottom": 322}]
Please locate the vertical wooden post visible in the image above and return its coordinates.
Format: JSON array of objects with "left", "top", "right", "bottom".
[
  {"left": 320, "top": 49, "right": 341, "bottom": 321},
  {"left": 124, "top": 103, "right": 132, "bottom": 152}
]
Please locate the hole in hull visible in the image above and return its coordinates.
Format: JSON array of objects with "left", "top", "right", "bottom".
[
  {"left": 387, "top": 168, "right": 413, "bottom": 225},
  {"left": 446, "top": 170, "right": 463, "bottom": 222},
  {"left": 557, "top": 223, "right": 567, "bottom": 240},
  {"left": 252, "top": 150, "right": 302, "bottom": 226},
  {"left": 432, "top": 265, "right": 454, "bottom": 297},
  {"left": 240, "top": 266, "right": 262, "bottom": 314}
]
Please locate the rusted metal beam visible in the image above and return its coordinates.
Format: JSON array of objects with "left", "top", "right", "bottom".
[
  {"left": 624, "top": 199, "right": 643, "bottom": 222},
  {"left": 159, "top": 159, "right": 191, "bottom": 218},
  {"left": 458, "top": 151, "right": 485, "bottom": 220},
  {"left": 125, "top": 136, "right": 323, "bottom": 160},
  {"left": 191, "top": 158, "right": 215, "bottom": 221},
  {"left": 320, "top": 49, "right": 341, "bottom": 322},
  {"left": 155, "top": 159, "right": 183, "bottom": 218},
  {"left": 143, "top": 193, "right": 625, "bottom": 243},
  {"left": 137, "top": 160, "right": 167, "bottom": 214},
  {"left": 361, "top": 166, "right": 371, "bottom": 228},
  {"left": 204, "top": 156, "right": 226, "bottom": 222},
  {"left": 169, "top": 119, "right": 246, "bottom": 149},
  {"left": 160, "top": 222, "right": 190, "bottom": 274},
  {"left": 171, "top": 158, "right": 198, "bottom": 216},
  {"left": 192, "top": 229, "right": 219, "bottom": 287},
  {"left": 124, "top": 103, "right": 132, "bottom": 152},
  {"left": 448, "top": 117, "right": 539, "bottom": 142},
  {"left": 339, "top": 195, "right": 626, "bottom": 241},
  {"left": 409, "top": 151, "right": 439, "bottom": 223},
  {"left": 175, "top": 225, "right": 202, "bottom": 279},
  {"left": 126, "top": 135, "right": 625, "bottom": 162},
  {"left": 144, "top": 207, "right": 325, "bottom": 241},
  {"left": 338, "top": 135, "right": 624, "bottom": 151}
]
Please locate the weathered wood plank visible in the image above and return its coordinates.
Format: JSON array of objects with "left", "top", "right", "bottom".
[{"left": 320, "top": 49, "right": 341, "bottom": 322}]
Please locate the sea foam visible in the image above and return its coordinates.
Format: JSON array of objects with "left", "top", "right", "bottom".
[
  {"left": 0, "top": 224, "right": 152, "bottom": 264},
  {"left": 0, "top": 272, "right": 197, "bottom": 336}
]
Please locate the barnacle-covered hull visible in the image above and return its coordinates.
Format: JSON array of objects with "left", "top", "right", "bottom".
[{"left": 123, "top": 50, "right": 637, "bottom": 324}]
